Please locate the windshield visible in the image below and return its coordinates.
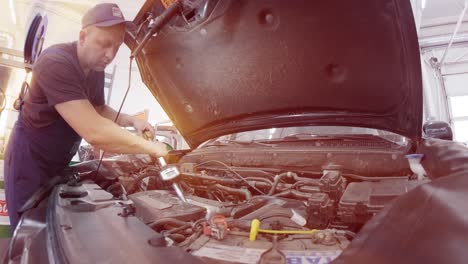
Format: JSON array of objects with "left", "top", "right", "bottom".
[{"left": 202, "top": 126, "right": 410, "bottom": 147}]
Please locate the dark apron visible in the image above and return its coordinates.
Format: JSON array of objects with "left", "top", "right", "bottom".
[{"left": 4, "top": 114, "right": 81, "bottom": 232}]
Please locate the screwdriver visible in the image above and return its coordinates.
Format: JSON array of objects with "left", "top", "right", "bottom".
[
  {"left": 141, "top": 128, "right": 186, "bottom": 203},
  {"left": 157, "top": 156, "right": 187, "bottom": 203}
]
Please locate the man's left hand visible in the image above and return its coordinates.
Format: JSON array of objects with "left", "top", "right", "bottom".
[{"left": 132, "top": 118, "right": 155, "bottom": 139}]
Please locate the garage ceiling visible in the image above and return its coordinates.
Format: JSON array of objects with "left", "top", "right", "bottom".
[
  {"left": 423, "top": 0, "right": 465, "bottom": 22},
  {"left": 420, "top": 0, "right": 468, "bottom": 38}
]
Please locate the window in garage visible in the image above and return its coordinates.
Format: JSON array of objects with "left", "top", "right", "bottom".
[
  {"left": 449, "top": 95, "right": 468, "bottom": 143},
  {"left": 440, "top": 69, "right": 468, "bottom": 143}
]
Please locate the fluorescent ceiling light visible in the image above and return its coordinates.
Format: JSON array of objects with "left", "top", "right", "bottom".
[
  {"left": 8, "top": 0, "right": 16, "bottom": 25},
  {"left": 422, "top": 0, "right": 426, "bottom": 9}
]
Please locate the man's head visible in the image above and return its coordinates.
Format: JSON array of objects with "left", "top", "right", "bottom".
[{"left": 77, "top": 3, "right": 128, "bottom": 72}]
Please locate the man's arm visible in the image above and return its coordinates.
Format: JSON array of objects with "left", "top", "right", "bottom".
[
  {"left": 96, "top": 105, "right": 154, "bottom": 137},
  {"left": 56, "top": 100, "right": 167, "bottom": 157},
  {"left": 95, "top": 105, "right": 133, "bottom": 126}
]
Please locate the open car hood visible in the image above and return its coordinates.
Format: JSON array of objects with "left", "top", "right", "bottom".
[{"left": 126, "top": 0, "right": 422, "bottom": 147}]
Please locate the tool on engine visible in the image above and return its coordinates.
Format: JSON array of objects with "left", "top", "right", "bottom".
[
  {"left": 249, "top": 219, "right": 318, "bottom": 241},
  {"left": 203, "top": 215, "right": 229, "bottom": 240},
  {"left": 157, "top": 157, "right": 187, "bottom": 203}
]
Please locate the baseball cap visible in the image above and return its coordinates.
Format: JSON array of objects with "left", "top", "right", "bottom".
[{"left": 81, "top": 3, "right": 130, "bottom": 29}]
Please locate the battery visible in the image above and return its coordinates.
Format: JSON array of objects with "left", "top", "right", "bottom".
[{"left": 338, "top": 179, "right": 429, "bottom": 224}]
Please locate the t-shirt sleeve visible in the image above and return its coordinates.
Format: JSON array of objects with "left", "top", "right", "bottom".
[{"left": 35, "top": 57, "right": 87, "bottom": 107}]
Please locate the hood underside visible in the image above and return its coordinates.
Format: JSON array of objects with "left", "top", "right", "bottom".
[{"left": 127, "top": 0, "right": 422, "bottom": 147}]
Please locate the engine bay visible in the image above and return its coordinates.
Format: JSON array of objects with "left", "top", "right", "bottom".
[
  {"left": 59, "top": 132, "right": 433, "bottom": 264},
  {"left": 137, "top": 171, "right": 424, "bottom": 236},
  {"left": 70, "top": 152, "right": 427, "bottom": 264}
]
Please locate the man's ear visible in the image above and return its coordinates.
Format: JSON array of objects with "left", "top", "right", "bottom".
[{"left": 79, "top": 29, "right": 86, "bottom": 45}]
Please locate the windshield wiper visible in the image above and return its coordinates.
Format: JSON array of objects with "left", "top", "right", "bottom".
[
  {"left": 283, "top": 133, "right": 376, "bottom": 140},
  {"left": 204, "top": 139, "right": 274, "bottom": 147},
  {"left": 259, "top": 134, "right": 384, "bottom": 143}
]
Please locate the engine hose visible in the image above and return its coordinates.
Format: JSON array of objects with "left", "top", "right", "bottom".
[
  {"left": 268, "top": 172, "right": 321, "bottom": 195},
  {"left": 165, "top": 224, "right": 192, "bottom": 234},
  {"left": 182, "top": 229, "right": 194, "bottom": 235},
  {"left": 182, "top": 171, "right": 266, "bottom": 195},
  {"left": 273, "top": 189, "right": 312, "bottom": 200},
  {"left": 342, "top": 174, "right": 409, "bottom": 181},
  {"left": 200, "top": 167, "right": 276, "bottom": 181},
  {"left": 297, "top": 185, "right": 324, "bottom": 193},
  {"left": 149, "top": 218, "right": 191, "bottom": 229},
  {"left": 181, "top": 172, "right": 242, "bottom": 185},
  {"left": 127, "top": 173, "right": 159, "bottom": 194},
  {"left": 268, "top": 172, "right": 291, "bottom": 195},
  {"left": 251, "top": 181, "right": 320, "bottom": 193},
  {"left": 178, "top": 229, "right": 203, "bottom": 248},
  {"left": 213, "top": 184, "right": 252, "bottom": 200},
  {"left": 168, "top": 233, "right": 186, "bottom": 243},
  {"left": 292, "top": 174, "right": 321, "bottom": 184},
  {"left": 245, "top": 177, "right": 273, "bottom": 186}
]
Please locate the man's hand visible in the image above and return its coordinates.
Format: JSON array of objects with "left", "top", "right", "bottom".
[
  {"left": 132, "top": 118, "right": 155, "bottom": 139},
  {"left": 96, "top": 105, "right": 154, "bottom": 136},
  {"left": 149, "top": 141, "right": 169, "bottom": 158}
]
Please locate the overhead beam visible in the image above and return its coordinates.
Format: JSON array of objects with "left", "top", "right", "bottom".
[{"left": 439, "top": 2, "right": 468, "bottom": 65}]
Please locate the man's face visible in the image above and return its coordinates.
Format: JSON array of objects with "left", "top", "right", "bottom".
[{"left": 79, "top": 25, "right": 125, "bottom": 72}]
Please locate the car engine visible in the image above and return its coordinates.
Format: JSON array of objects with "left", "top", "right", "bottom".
[{"left": 98, "top": 154, "right": 429, "bottom": 264}]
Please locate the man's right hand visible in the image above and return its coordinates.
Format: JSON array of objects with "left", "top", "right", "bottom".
[{"left": 147, "top": 141, "right": 169, "bottom": 158}]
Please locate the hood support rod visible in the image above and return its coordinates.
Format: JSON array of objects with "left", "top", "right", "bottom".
[{"left": 130, "top": 0, "right": 182, "bottom": 58}]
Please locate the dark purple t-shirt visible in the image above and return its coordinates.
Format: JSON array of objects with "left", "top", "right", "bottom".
[{"left": 22, "top": 41, "right": 105, "bottom": 128}]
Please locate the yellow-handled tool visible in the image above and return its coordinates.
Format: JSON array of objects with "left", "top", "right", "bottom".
[{"left": 249, "top": 219, "right": 317, "bottom": 241}]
